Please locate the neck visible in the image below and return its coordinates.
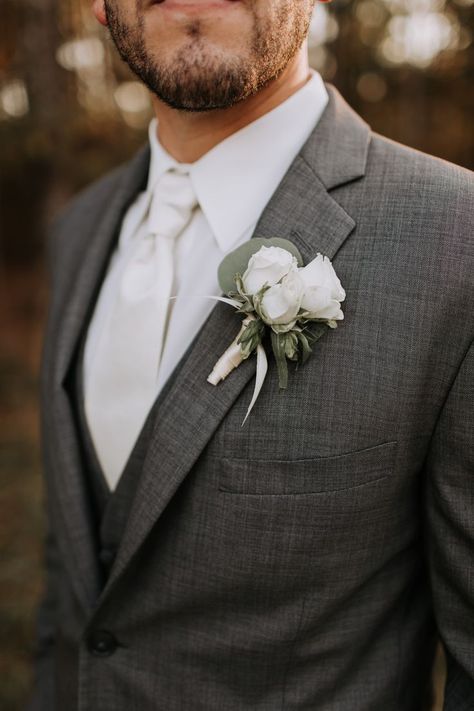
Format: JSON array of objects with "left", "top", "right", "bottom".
[{"left": 151, "top": 48, "right": 311, "bottom": 164}]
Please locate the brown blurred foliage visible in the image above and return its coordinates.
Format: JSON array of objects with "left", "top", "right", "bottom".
[
  {"left": 1, "top": 0, "right": 473, "bottom": 266},
  {"left": 0, "top": 0, "right": 472, "bottom": 708}
]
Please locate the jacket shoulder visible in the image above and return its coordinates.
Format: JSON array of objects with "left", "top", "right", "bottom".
[
  {"left": 359, "top": 132, "right": 474, "bottom": 332},
  {"left": 50, "top": 161, "right": 128, "bottom": 238},
  {"left": 367, "top": 132, "right": 474, "bottom": 198},
  {"left": 362, "top": 132, "right": 474, "bottom": 255},
  {"left": 46, "top": 145, "right": 149, "bottom": 273}
]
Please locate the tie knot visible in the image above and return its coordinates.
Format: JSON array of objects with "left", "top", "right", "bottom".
[{"left": 147, "top": 169, "right": 198, "bottom": 240}]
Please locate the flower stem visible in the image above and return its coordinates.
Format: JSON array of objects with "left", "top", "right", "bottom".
[{"left": 271, "top": 332, "right": 288, "bottom": 390}]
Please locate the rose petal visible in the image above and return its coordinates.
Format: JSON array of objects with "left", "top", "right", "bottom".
[
  {"left": 299, "top": 254, "right": 345, "bottom": 303},
  {"left": 242, "top": 246, "right": 296, "bottom": 295}
]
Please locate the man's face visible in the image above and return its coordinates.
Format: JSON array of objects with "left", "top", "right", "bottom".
[{"left": 97, "top": 0, "right": 317, "bottom": 111}]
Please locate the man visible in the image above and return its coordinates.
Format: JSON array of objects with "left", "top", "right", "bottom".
[{"left": 30, "top": 0, "right": 473, "bottom": 709}]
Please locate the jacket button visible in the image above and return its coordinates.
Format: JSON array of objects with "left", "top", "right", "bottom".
[
  {"left": 87, "top": 630, "right": 118, "bottom": 657},
  {"left": 99, "top": 547, "right": 116, "bottom": 568}
]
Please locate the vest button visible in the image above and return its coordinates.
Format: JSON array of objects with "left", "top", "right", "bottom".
[
  {"left": 87, "top": 630, "right": 118, "bottom": 657},
  {"left": 100, "top": 547, "right": 117, "bottom": 568}
]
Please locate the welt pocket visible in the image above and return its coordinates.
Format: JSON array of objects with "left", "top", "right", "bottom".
[{"left": 217, "top": 440, "right": 398, "bottom": 496}]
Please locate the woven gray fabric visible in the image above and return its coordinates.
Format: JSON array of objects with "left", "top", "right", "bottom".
[{"left": 29, "top": 85, "right": 474, "bottom": 711}]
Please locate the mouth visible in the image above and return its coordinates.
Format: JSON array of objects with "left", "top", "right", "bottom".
[{"left": 149, "top": 0, "right": 242, "bottom": 11}]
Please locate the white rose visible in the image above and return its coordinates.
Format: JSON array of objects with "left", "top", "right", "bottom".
[
  {"left": 242, "top": 246, "right": 297, "bottom": 295},
  {"left": 299, "top": 254, "right": 345, "bottom": 321},
  {"left": 260, "top": 268, "right": 304, "bottom": 326}
]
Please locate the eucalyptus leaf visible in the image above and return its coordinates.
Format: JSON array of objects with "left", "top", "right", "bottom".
[{"left": 218, "top": 238, "right": 304, "bottom": 295}]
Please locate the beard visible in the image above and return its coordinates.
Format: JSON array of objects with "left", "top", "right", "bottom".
[{"left": 104, "top": 0, "right": 315, "bottom": 112}]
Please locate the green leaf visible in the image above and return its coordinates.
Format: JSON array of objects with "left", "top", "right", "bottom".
[
  {"left": 294, "top": 322, "right": 329, "bottom": 367},
  {"left": 218, "top": 238, "right": 304, "bottom": 295},
  {"left": 237, "top": 319, "right": 265, "bottom": 358},
  {"left": 307, "top": 322, "right": 329, "bottom": 344},
  {"left": 271, "top": 332, "right": 289, "bottom": 390},
  {"left": 238, "top": 318, "right": 264, "bottom": 344},
  {"left": 296, "top": 331, "right": 312, "bottom": 364},
  {"left": 282, "top": 332, "right": 299, "bottom": 360}
]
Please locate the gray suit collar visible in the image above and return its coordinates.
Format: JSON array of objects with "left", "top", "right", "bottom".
[
  {"left": 94, "top": 85, "right": 371, "bottom": 606},
  {"left": 301, "top": 84, "right": 370, "bottom": 190}
]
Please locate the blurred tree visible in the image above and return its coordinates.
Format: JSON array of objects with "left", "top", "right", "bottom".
[
  {"left": 323, "top": 0, "right": 474, "bottom": 167},
  {"left": 0, "top": 0, "right": 472, "bottom": 266}
]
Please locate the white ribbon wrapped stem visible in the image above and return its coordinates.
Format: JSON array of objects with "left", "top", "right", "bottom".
[
  {"left": 207, "top": 315, "right": 255, "bottom": 386},
  {"left": 207, "top": 314, "right": 269, "bottom": 425}
]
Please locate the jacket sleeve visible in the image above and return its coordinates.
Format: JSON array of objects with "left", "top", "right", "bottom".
[
  {"left": 27, "top": 225, "right": 63, "bottom": 709},
  {"left": 25, "top": 514, "right": 62, "bottom": 711},
  {"left": 425, "top": 339, "right": 474, "bottom": 711}
]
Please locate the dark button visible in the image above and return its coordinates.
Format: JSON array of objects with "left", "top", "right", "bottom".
[
  {"left": 99, "top": 547, "right": 116, "bottom": 568},
  {"left": 87, "top": 630, "right": 118, "bottom": 657}
]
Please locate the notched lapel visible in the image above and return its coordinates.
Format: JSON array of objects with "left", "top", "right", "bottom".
[
  {"left": 54, "top": 146, "right": 151, "bottom": 386},
  {"left": 46, "top": 147, "right": 150, "bottom": 611},
  {"left": 102, "top": 86, "right": 371, "bottom": 599},
  {"left": 256, "top": 155, "right": 355, "bottom": 264},
  {"left": 101, "top": 297, "right": 258, "bottom": 596}
]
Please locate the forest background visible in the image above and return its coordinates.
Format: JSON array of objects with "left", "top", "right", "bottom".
[{"left": 1, "top": 0, "right": 473, "bottom": 709}]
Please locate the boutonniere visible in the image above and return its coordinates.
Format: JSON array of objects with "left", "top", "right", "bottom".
[{"left": 207, "top": 238, "right": 346, "bottom": 423}]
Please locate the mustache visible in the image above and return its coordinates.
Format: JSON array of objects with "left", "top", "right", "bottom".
[{"left": 141, "top": 0, "right": 252, "bottom": 8}]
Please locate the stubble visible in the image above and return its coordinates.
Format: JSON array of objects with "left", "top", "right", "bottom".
[{"left": 104, "top": 0, "right": 314, "bottom": 112}]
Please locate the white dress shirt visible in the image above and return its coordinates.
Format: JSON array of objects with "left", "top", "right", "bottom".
[{"left": 84, "top": 71, "right": 328, "bottom": 481}]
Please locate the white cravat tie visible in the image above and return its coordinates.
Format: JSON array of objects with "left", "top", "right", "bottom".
[{"left": 85, "top": 169, "right": 197, "bottom": 490}]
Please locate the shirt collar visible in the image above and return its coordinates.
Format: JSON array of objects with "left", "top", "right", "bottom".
[{"left": 147, "top": 71, "right": 329, "bottom": 253}]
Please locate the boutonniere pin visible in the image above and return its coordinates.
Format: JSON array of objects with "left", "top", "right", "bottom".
[{"left": 207, "top": 239, "right": 346, "bottom": 423}]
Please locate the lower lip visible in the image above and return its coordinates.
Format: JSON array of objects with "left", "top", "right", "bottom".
[{"left": 150, "top": 0, "right": 241, "bottom": 12}]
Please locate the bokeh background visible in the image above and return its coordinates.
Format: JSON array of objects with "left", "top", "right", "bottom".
[{"left": 1, "top": 0, "right": 473, "bottom": 708}]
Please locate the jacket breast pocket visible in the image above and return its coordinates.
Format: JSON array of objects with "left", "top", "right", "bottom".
[{"left": 217, "top": 440, "right": 398, "bottom": 496}]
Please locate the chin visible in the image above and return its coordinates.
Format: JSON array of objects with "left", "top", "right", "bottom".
[{"left": 145, "top": 1, "right": 248, "bottom": 52}]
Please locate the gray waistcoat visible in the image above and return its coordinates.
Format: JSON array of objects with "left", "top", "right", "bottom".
[
  {"left": 71, "top": 329, "right": 190, "bottom": 587},
  {"left": 72, "top": 340, "right": 157, "bottom": 584}
]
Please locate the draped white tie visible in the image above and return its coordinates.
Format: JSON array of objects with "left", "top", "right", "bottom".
[{"left": 85, "top": 169, "right": 198, "bottom": 490}]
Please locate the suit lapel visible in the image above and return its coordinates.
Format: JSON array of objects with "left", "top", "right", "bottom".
[
  {"left": 101, "top": 86, "right": 371, "bottom": 599},
  {"left": 54, "top": 146, "right": 151, "bottom": 386},
  {"left": 46, "top": 147, "right": 151, "bottom": 611}
]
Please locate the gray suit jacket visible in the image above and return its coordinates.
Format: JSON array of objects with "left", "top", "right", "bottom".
[{"left": 31, "top": 86, "right": 474, "bottom": 710}]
